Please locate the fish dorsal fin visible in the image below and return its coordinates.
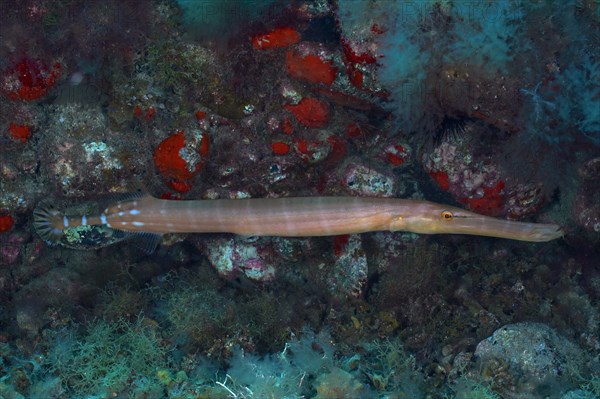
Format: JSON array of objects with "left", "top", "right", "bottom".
[
  {"left": 106, "top": 190, "right": 149, "bottom": 203},
  {"left": 99, "top": 190, "right": 151, "bottom": 210}
]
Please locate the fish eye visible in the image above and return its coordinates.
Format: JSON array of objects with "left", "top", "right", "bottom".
[{"left": 441, "top": 211, "right": 453, "bottom": 221}]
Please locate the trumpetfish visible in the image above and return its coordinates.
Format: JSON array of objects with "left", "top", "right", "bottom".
[{"left": 32, "top": 194, "right": 562, "bottom": 252}]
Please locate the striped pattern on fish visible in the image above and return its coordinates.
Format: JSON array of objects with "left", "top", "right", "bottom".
[{"left": 33, "top": 195, "right": 563, "bottom": 251}]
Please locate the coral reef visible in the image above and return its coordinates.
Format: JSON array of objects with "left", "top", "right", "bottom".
[{"left": 0, "top": 0, "right": 598, "bottom": 398}]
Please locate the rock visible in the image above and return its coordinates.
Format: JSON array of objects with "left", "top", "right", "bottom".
[{"left": 474, "top": 322, "right": 587, "bottom": 399}]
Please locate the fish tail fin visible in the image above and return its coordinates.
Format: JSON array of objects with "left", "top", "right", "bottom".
[{"left": 33, "top": 202, "right": 66, "bottom": 245}]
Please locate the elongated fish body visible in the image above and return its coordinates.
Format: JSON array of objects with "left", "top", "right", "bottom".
[
  {"left": 33, "top": 195, "right": 563, "bottom": 251},
  {"left": 103, "top": 196, "right": 415, "bottom": 236}
]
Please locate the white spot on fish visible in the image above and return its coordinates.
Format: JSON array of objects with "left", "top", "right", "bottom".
[
  {"left": 63, "top": 216, "right": 69, "bottom": 228},
  {"left": 100, "top": 214, "right": 107, "bottom": 224},
  {"left": 81, "top": 215, "right": 87, "bottom": 226},
  {"left": 132, "top": 221, "right": 144, "bottom": 227},
  {"left": 118, "top": 211, "right": 125, "bottom": 217},
  {"left": 130, "top": 209, "right": 140, "bottom": 215},
  {"left": 120, "top": 221, "right": 128, "bottom": 226}
]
